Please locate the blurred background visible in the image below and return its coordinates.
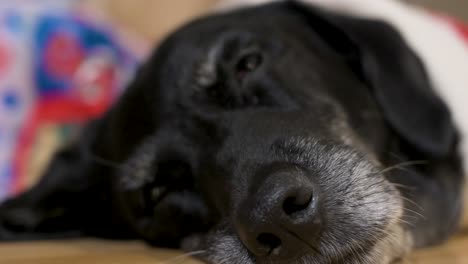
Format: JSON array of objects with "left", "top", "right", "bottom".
[
  {"left": 84, "top": 0, "right": 468, "bottom": 43},
  {"left": 0, "top": 0, "right": 466, "bottom": 201}
]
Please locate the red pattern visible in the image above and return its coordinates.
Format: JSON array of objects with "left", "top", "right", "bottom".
[
  {"left": 11, "top": 42, "right": 119, "bottom": 192},
  {"left": 0, "top": 40, "right": 11, "bottom": 77},
  {"left": 452, "top": 20, "right": 468, "bottom": 43},
  {"left": 435, "top": 14, "right": 468, "bottom": 45},
  {"left": 44, "top": 31, "right": 84, "bottom": 79},
  {"left": 12, "top": 95, "right": 113, "bottom": 192}
]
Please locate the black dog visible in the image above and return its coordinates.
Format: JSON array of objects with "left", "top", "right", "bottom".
[{"left": 0, "top": 2, "right": 464, "bottom": 263}]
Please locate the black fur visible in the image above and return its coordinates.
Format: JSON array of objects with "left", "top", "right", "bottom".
[{"left": 0, "top": 2, "right": 464, "bottom": 263}]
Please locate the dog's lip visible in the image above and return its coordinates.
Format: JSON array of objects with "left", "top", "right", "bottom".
[
  {"left": 197, "top": 242, "right": 370, "bottom": 264},
  {"left": 197, "top": 218, "right": 393, "bottom": 264}
]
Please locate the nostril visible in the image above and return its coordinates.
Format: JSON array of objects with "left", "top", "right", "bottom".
[
  {"left": 257, "top": 233, "right": 282, "bottom": 255},
  {"left": 235, "top": 168, "right": 322, "bottom": 260},
  {"left": 282, "top": 193, "right": 313, "bottom": 216}
]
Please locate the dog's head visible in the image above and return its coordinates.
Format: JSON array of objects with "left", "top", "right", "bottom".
[{"left": 112, "top": 2, "right": 459, "bottom": 263}]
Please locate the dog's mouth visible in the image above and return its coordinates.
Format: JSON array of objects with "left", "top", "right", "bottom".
[
  {"left": 184, "top": 212, "right": 409, "bottom": 264},
  {"left": 120, "top": 178, "right": 408, "bottom": 264}
]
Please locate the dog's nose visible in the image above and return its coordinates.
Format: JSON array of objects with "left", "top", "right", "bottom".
[{"left": 235, "top": 166, "right": 321, "bottom": 261}]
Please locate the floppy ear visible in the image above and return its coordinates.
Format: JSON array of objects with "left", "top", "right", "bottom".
[{"left": 289, "top": 2, "right": 457, "bottom": 158}]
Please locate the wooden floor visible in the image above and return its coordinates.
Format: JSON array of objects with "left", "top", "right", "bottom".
[
  {"left": 1, "top": 235, "right": 468, "bottom": 264},
  {"left": 411, "top": 232, "right": 468, "bottom": 264}
]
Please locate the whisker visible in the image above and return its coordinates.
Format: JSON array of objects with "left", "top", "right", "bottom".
[
  {"left": 399, "top": 196, "right": 425, "bottom": 213},
  {"left": 401, "top": 207, "right": 427, "bottom": 220},
  {"left": 378, "top": 160, "right": 428, "bottom": 175},
  {"left": 158, "top": 250, "right": 206, "bottom": 264},
  {"left": 398, "top": 218, "right": 415, "bottom": 228},
  {"left": 390, "top": 182, "right": 417, "bottom": 191},
  {"left": 87, "top": 152, "right": 126, "bottom": 169}
]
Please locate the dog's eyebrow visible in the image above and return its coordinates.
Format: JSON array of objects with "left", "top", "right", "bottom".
[
  {"left": 272, "top": 137, "right": 322, "bottom": 164},
  {"left": 196, "top": 46, "right": 220, "bottom": 87}
]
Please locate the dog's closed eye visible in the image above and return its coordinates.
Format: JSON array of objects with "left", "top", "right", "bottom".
[
  {"left": 194, "top": 46, "right": 267, "bottom": 108},
  {"left": 235, "top": 52, "right": 263, "bottom": 80}
]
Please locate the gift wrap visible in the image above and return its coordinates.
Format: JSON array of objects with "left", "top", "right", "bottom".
[{"left": 0, "top": 1, "right": 143, "bottom": 200}]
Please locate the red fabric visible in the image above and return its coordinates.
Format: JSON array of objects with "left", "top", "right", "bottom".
[
  {"left": 452, "top": 20, "right": 468, "bottom": 43},
  {"left": 435, "top": 14, "right": 468, "bottom": 45}
]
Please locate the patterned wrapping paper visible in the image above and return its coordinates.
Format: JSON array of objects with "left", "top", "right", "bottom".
[{"left": 0, "top": 0, "right": 144, "bottom": 200}]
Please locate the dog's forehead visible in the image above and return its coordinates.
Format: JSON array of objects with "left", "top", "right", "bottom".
[
  {"left": 151, "top": 3, "right": 380, "bottom": 149},
  {"left": 164, "top": 4, "right": 306, "bottom": 51}
]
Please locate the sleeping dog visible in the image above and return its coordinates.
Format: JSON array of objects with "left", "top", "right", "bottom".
[{"left": 0, "top": 1, "right": 466, "bottom": 263}]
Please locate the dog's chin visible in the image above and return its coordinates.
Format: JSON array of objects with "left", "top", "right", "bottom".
[{"left": 182, "top": 220, "right": 412, "bottom": 264}]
